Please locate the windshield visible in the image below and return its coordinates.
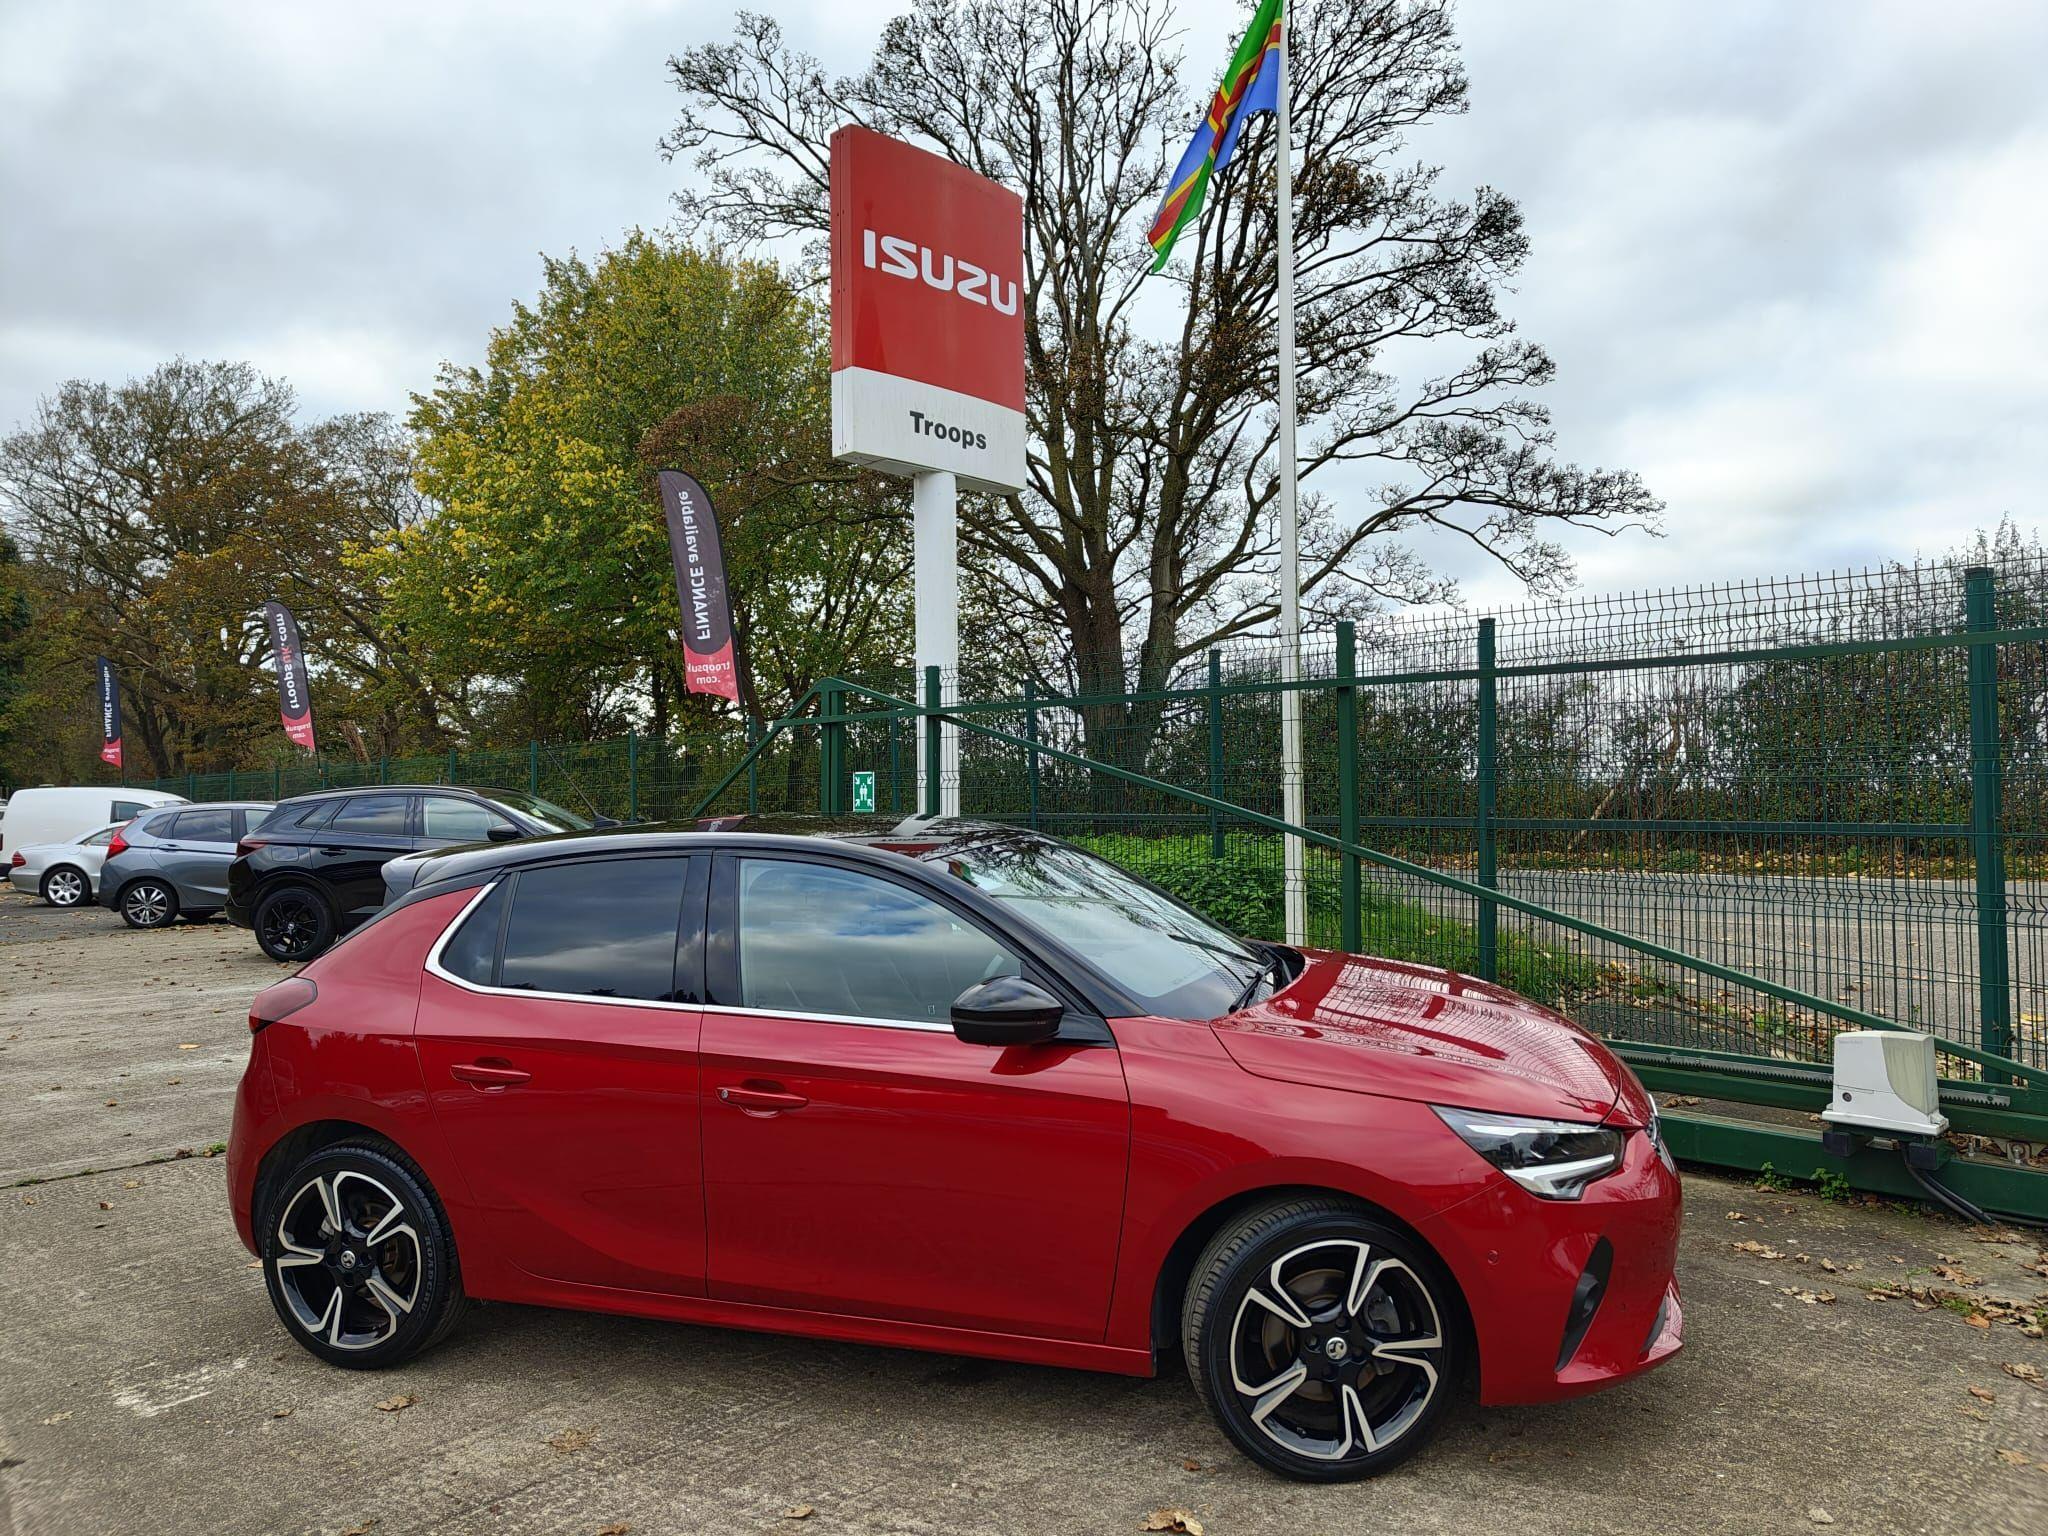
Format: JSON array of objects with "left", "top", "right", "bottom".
[
  {"left": 937, "top": 837, "right": 1264, "bottom": 1021},
  {"left": 481, "top": 789, "right": 593, "bottom": 832}
]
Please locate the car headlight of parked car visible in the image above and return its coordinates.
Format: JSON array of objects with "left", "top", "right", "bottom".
[{"left": 1432, "top": 1105, "right": 1627, "bottom": 1200}]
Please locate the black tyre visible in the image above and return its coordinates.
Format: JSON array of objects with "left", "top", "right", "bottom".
[
  {"left": 118, "top": 877, "right": 178, "bottom": 930},
  {"left": 254, "top": 885, "right": 335, "bottom": 962},
  {"left": 39, "top": 865, "right": 89, "bottom": 908},
  {"left": 260, "top": 1138, "right": 466, "bottom": 1369},
  {"left": 1183, "top": 1198, "right": 1463, "bottom": 1481}
]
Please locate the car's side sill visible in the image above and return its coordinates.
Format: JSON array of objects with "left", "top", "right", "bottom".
[{"left": 471, "top": 1272, "right": 1159, "bottom": 1379}]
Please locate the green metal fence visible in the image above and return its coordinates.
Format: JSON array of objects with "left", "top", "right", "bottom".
[{"left": 134, "top": 554, "right": 2048, "bottom": 1149}]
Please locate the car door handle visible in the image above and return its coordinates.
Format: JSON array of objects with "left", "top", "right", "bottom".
[
  {"left": 718, "top": 1084, "right": 808, "bottom": 1113},
  {"left": 450, "top": 1060, "right": 531, "bottom": 1089}
]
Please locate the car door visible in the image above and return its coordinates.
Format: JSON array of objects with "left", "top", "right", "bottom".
[
  {"left": 415, "top": 853, "right": 708, "bottom": 1294},
  {"left": 156, "top": 806, "right": 238, "bottom": 906},
  {"left": 313, "top": 793, "right": 420, "bottom": 922},
  {"left": 699, "top": 851, "right": 1131, "bottom": 1343}
]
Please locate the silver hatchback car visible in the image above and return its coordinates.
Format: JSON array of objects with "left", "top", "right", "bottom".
[{"left": 98, "top": 801, "right": 275, "bottom": 929}]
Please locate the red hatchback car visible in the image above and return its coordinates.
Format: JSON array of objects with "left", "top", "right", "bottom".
[{"left": 227, "top": 816, "right": 1682, "bottom": 1480}]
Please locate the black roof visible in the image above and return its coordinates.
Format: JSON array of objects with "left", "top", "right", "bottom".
[
  {"left": 399, "top": 812, "right": 1031, "bottom": 893},
  {"left": 277, "top": 783, "right": 523, "bottom": 802}
]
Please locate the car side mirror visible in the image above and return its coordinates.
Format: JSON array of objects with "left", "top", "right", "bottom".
[
  {"left": 951, "top": 976, "right": 1066, "bottom": 1046},
  {"left": 486, "top": 825, "right": 521, "bottom": 842}
]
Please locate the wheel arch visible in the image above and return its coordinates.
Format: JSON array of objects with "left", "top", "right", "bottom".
[{"left": 1146, "top": 1184, "right": 1477, "bottom": 1372}]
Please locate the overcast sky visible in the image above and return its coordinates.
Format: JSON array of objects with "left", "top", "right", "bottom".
[{"left": 2, "top": 0, "right": 2042, "bottom": 609}]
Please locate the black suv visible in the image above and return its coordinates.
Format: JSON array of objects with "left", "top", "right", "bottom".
[{"left": 227, "top": 785, "right": 594, "bottom": 962}]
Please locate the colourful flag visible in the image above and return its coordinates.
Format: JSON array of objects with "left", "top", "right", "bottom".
[
  {"left": 657, "top": 469, "right": 742, "bottom": 704},
  {"left": 1146, "top": 0, "right": 1283, "bottom": 271},
  {"left": 96, "top": 656, "right": 122, "bottom": 768},
  {"left": 263, "top": 601, "right": 318, "bottom": 752}
]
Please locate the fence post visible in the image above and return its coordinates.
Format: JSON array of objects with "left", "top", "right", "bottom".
[
  {"left": 924, "top": 666, "right": 943, "bottom": 817},
  {"left": 888, "top": 714, "right": 902, "bottom": 813},
  {"left": 1207, "top": 649, "right": 1225, "bottom": 858},
  {"left": 226, "top": 767, "right": 236, "bottom": 799},
  {"left": 1024, "top": 679, "right": 1042, "bottom": 830},
  {"left": 818, "top": 680, "right": 846, "bottom": 815},
  {"left": 1967, "top": 566, "right": 2012, "bottom": 1076},
  {"left": 447, "top": 746, "right": 458, "bottom": 786},
  {"left": 1336, "top": 623, "right": 1361, "bottom": 952},
  {"left": 186, "top": 771, "right": 196, "bottom": 800},
  {"left": 528, "top": 740, "right": 540, "bottom": 796},
  {"left": 1476, "top": 617, "right": 1499, "bottom": 983},
  {"left": 745, "top": 717, "right": 760, "bottom": 815},
  {"left": 378, "top": 755, "right": 388, "bottom": 786},
  {"left": 272, "top": 762, "right": 281, "bottom": 799},
  {"left": 627, "top": 729, "right": 640, "bottom": 821}
]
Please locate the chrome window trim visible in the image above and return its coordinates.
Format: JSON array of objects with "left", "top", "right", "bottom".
[{"left": 422, "top": 878, "right": 961, "bottom": 1034}]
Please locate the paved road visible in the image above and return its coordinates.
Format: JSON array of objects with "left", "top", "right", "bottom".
[{"left": 1, "top": 888, "right": 2045, "bottom": 1535}]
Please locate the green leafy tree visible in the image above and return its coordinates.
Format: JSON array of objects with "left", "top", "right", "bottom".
[{"left": 384, "top": 234, "right": 907, "bottom": 740}]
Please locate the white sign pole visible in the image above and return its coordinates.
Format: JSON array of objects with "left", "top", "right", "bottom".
[
  {"left": 914, "top": 469, "right": 961, "bottom": 818},
  {"left": 1276, "top": 17, "right": 1306, "bottom": 945}
]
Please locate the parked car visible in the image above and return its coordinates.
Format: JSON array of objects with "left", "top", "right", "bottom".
[
  {"left": 98, "top": 801, "right": 276, "bottom": 929},
  {"left": 0, "top": 785, "right": 185, "bottom": 857},
  {"left": 7, "top": 821, "right": 124, "bottom": 907},
  {"left": 228, "top": 815, "right": 1681, "bottom": 1482},
  {"left": 225, "top": 785, "right": 595, "bottom": 963}
]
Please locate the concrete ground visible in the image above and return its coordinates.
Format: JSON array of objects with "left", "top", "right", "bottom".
[{"left": 1, "top": 887, "right": 2044, "bottom": 1536}]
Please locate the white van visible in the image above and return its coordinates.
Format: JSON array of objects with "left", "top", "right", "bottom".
[{"left": 0, "top": 786, "right": 187, "bottom": 856}]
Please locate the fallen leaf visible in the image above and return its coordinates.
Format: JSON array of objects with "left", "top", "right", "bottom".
[
  {"left": 1965, "top": 1313, "right": 1992, "bottom": 1329},
  {"left": 594, "top": 1525, "right": 630, "bottom": 1536},
  {"left": 1818, "top": 1258, "right": 1839, "bottom": 1274},
  {"left": 1181, "top": 1459, "right": 1202, "bottom": 1472},
  {"left": 178, "top": 1042, "right": 200, "bottom": 1050},
  {"left": 548, "top": 1426, "right": 594, "bottom": 1453},
  {"left": 273, "top": 1407, "right": 295, "bottom": 1419},
  {"left": 96, "top": 1200, "right": 112, "bottom": 1211},
  {"left": 340, "top": 1522, "right": 379, "bottom": 1536},
  {"left": 374, "top": 1393, "right": 417, "bottom": 1413},
  {"left": 1141, "top": 1514, "right": 1203, "bottom": 1536},
  {"left": 1808, "top": 1510, "right": 1834, "bottom": 1526},
  {"left": 1969, "top": 1386, "right": 1996, "bottom": 1402},
  {"left": 1997, "top": 1449, "right": 2031, "bottom": 1467},
  {"left": 2002, "top": 1361, "right": 2044, "bottom": 1386},
  {"left": 40, "top": 1411, "right": 70, "bottom": 1425},
  {"left": 782, "top": 1507, "right": 815, "bottom": 1521},
  {"left": 121, "top": 1179, "right": 140, "bottom": 1189},
  {"left": 1733, "top": 1240, "right": 1786, "bottom": 1260},
  {"left": 103, "top": 1099, "right": 117, "bottom": 1107}
]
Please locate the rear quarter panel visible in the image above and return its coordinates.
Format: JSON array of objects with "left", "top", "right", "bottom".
[{"left": 237, "top": 889, "right": 486, "bottom": 1264}]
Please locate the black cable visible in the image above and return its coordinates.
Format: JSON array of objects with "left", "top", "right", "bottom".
[{"left": 1903, "top": 1152, "right": 2048, "bottom": 1231}]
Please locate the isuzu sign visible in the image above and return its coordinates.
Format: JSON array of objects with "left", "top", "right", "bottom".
[{"left": 830, "top": 125, "right": 1026, "bottom": 493}]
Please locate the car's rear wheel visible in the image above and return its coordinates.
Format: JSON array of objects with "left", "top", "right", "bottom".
[
  {"left": 254, "top": 886, "right": 334, "bottom": 962},
  {"left": 1183, "top": 1198, "right": 1463, "bottom": 1481},
  {"left": 119, "top": 878, "right": 178, "bottom": 929},
  {"left": 39, "top": 866, "right": 88, "bottom": 908},
  {"left": 260, "top": 1139, "right": 466, "bottom": 1369}
]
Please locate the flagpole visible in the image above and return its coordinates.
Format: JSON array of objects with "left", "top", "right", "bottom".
[{"left": 1276, "top": 5, "right": 1306, "bottom": 945}]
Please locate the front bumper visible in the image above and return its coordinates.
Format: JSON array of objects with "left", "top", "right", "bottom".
[{"left": 1422, "top": 1126, "right": 1683, "bottom": 1405}]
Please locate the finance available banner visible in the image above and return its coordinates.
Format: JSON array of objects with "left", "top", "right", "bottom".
[
  {"left": 263, "top": 601, "right": 318, "bottom": 752},
  {"left": 96, "top": 656, "right": 122, "bottom": 768},
  {"left": 658, "top": 469, "right": 741, "bottom": 703}
]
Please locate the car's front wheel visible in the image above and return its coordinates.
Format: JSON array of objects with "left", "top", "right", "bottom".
[
  {"left": 254, "top": 885, "right": 335, "bottom": 962},
  {"left": 260, "top": 1139, "right": 466, "bottom": 1369},
  {"left": 1183, "top": 1197, "right": 1463, "bottom": 1481},
  {"left": 39, "top": 866, "right": 88, "bottom": 908},
  {"left": 118, "top": 877, "right": 178, "bottom": 929}
]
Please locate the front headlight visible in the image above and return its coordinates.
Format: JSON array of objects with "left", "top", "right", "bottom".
[{"left": 1433, "top": 1105, "right": 1626, "bottom": 1200}]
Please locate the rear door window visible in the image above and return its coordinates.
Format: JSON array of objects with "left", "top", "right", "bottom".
[
  {"left": 170, "top": 808, "right": 235, "bottom": 844},
  {"left": 326, "top": 794, "right": 412, "bottom": 838},
  {"left": 496, "top": 858, "right": 691, "bottom": 1002}
]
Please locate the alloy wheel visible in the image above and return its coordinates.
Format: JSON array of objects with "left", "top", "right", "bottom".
[
  {"left": 259, "top": 894, "right": 322, "bottom": 959},
  {"left": 1227, "top": 1238, "right": 1444, "bottom": 1463},
  {"left": 124, "top": 882, "right": 172, "bottom": 926},
  {"left": 45, "top": 869, "right": 85, "bottom": 906},
  {"left": 273, "top": 1170, "right": 422, "bottom": 1350}
]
